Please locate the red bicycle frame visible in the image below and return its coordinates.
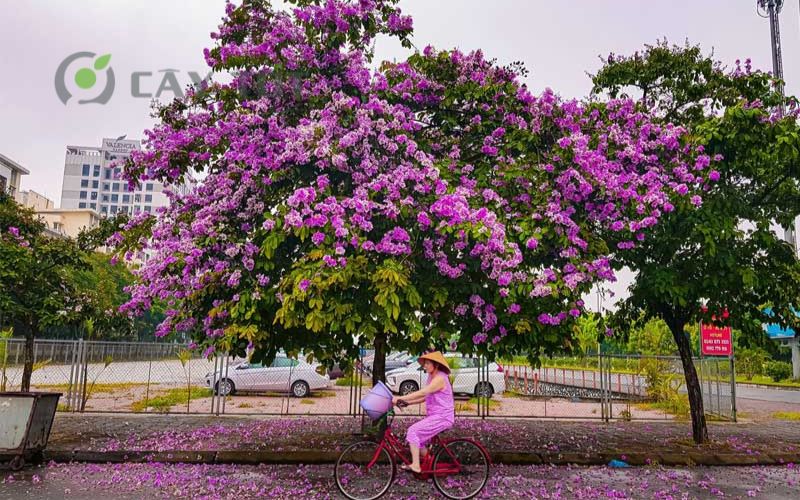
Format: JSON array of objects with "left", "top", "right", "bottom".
[{"left": 366, "top": 422, "right": 490, "bottom": 479}]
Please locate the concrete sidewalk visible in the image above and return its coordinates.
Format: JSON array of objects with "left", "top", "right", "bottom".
[{"left": 44, "top": 414, "right": 800, "bottom": 467}]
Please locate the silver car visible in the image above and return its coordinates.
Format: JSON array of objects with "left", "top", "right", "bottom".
[{"left": 205, "top": 356, "right": 331, "bottom": 397}]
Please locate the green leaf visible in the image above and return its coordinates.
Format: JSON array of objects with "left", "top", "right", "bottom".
[{"left": 94, "top": 54, "right": 112, "bottom": 70}]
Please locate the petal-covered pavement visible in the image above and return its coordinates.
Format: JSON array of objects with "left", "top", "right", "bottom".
[
  {"left": 47, "top": 414, "right": 800, "bottom": 464},
  {"left": 1, "top": 462, "right": 799, "bottom": 499}
]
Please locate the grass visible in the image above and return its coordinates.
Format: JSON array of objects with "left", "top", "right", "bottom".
[
  {"left": 456, "top": 397, "right": 501, "bottom": 412},
  {"left": 237, "top": 402, "right": 253, "bottom": 409},
  {"left": 311, "top": 390, "right": 337, "bottom": 398},
  {"left": 335, "top": 376, "right": 371, "bottom": 387},
  {"left": 504, "top": 357, "right": 800, "bottom": 389},
  {"left": 772, "top": 411, "right": 800, "bottom": 421},
  {"left": 56, "top": 403, "right": 69, "bottom": 412},
  {"left": 737, "top": 375, "right": 800, "bottom": 388},
  {"left": 131, "top": 387, "right": 212, "bottom": 412},
  {"left": 36, "top": 382, "right": 143, "bottom": 395},
  {"left": 636, "top": 395, "right": 691, "bottom": 420}
]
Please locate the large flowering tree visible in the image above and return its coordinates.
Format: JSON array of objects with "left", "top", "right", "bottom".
[{"left": 116, "top": 0, "right": 711, "bottom": 380}]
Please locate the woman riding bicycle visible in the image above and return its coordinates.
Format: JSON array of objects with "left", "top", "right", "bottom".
[{"left": 392, "top": 351, "right": 454, "bottom": 473}]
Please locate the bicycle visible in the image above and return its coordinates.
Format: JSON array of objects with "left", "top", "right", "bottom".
[{"left": 334, "top": 401, "right": 491, "bottom": 500}]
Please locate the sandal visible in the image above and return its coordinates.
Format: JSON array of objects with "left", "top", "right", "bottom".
[{"left": 399, "top": 464, "right": 422, "bottom": 474}]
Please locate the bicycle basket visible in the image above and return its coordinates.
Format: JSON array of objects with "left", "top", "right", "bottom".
[{"left": 360, "top": 380, "right": 393, "bottom": 421}]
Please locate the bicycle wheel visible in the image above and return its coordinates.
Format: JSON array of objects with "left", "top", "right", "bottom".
[
  {"left": 335, "top": 440, "right": 395, "bottom": 500},
  {"left": 432, "top": 439, "right": 490, "bottom": 500}
]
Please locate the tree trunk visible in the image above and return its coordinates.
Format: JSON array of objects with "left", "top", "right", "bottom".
[
  {"left": 20, "top": 320, "right": 36, "bottom": 392},
  {"left": 371, "top": 331, "right": 387, "bottom": 386},
  {"left": 667, "top": 316, "right": 708, "bottom": 444}
]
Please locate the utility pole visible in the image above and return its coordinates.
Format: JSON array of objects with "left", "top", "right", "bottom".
[
  {"left": 758, "top": 1, "right": 794, "bottom": 248},
  {"left": 758, "top": 1, "right": 800, "bottom": 378}
]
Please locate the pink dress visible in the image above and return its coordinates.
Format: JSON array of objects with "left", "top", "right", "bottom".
[{"left": 406, "top": 372, "right": 455, "bottom": 448}]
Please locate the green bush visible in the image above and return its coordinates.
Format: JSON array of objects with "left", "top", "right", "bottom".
[
  {"left": 764, "top": 361, "right": 793, "bottom": 382},
  {"left": 736, "top": 348, "right": 770, "bottom": 380}
]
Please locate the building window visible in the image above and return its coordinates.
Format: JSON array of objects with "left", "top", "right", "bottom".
[
  {"left": 111, "top": 194, "right": 118, "bottom": 202},
  {"left": 134, "top": 194, "right": 141, "bottom": 203},
  {"left": 92, "top": 180, "right": 99, "bottom": 189},
  {"left": 104, "top": 168, "right": 112, "bottom": 179},
  {"left": 101, "top": 206, "right": 108, "bottom": 214},
  {"left": 81, "top": 179, "right": 89, "bottom": 188},
  {"left": 79, "top": 191, "right": 87, "bottom": 199},
  {"left": 146, "top": 183, "right": 154, "bottom": 191},
  {"left": 122, "top": 194, "right": 130, "bottom": 203},
  {"left": 110, "top": 205, "right": 118, "bottom": 214},
  {"left": 112, "top": 183, "right": 119, "bottom": 192},
  {"left": 134, "top": 206, "right": 141, "bottom": 214},
  {"left": 144, "top": 194, "right": 153, "bottom": 203},
  {"left": 82, "top": 164, "right": 90, "bottom": 176},
  {"left": 93, "top": 165, "right": 100, "bottom": 177},
  {"left": 90, "top": 203, "right": 96, "bottom": 210},
  {"left": 103, "top": 182, "right": 110, "bottom": 191},
  {"left": 0, "top": 176, "right": 6, "bottom": 193},
  {"left": 102, "top": 194, "right": 109, "bottom": 202},
  {"left": 91, "top": 191, "right": 98, "bottom": 200},
  {"left": 144, "top": 205, "right": 152, "bottom": 213},
  {"left": 79, "top": 202, "right": 86, "bottom": 209}
]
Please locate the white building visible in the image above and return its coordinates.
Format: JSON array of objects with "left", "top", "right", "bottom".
[
  {"left": 60, "top": 138, "right": 171, "bottom": 216},
  {"left": 0, "top": 152, "right": 29, "bottom": 200},
  {"left": 18, "top": 190, "right": 54, "bottom": 211}
]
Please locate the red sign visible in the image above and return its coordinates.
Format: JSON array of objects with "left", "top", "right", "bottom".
[{"left": 700, "top": 324, "right": 733, "bottom": 356}]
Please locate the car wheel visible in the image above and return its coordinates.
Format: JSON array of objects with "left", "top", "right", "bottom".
[
  {"left": 291, "top": 380, "right": 310, "bottom": 398},
  {"left": 399, "top": 380, "right": 419, "bottom": 396},
  {"left": 215, "top": 378, "right": 235, "bottom": 396},
  {"left": 474, "top": 382, "right": 494, "bottom": 398}
]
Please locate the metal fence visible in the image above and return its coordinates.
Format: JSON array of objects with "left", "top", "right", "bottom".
[{"left": 0, "top": 339, "right": 735, "bottom": 421}]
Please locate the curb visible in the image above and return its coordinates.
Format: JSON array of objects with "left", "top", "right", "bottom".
[{"left": 42, "top": 449, "right": 800, "bottom": 467}]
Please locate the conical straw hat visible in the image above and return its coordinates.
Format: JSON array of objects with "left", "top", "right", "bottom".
[{"left": 417, "top": 351, "right": 450, "bottom": 374}]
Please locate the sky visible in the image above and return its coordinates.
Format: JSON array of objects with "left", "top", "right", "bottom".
[{"left": 2, "top": 0, "right": 800, "bottom": 308}]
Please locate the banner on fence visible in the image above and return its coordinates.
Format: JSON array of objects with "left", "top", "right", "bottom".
[{"left": 700, "top": 323, "right": 732, "bottom": 356}]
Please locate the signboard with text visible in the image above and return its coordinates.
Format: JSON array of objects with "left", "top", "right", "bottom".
[
  {"left": 700, "top": 323, "right": 732, "bottom": 356},
  {"left": 101, "top": 138, "right": 140, "bottom": 156}
]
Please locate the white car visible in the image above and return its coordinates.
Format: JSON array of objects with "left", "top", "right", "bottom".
[
  {"left": 386, "top": 355, "right": 505, "bottom": 398},
  {"left": 205, "top": 356, "right": 331, "bottom": 397}
]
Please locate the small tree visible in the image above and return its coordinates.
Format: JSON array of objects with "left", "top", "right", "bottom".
[
  {"left": 0, "top": 193, "right": 87, "bottom": 391},
  {"left": 593, "top": 42, "right": 800, "bottom": 442}
]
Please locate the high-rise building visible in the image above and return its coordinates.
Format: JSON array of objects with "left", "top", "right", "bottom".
[
  {"left": 0, "top": 152, "right": 29, "bottom": 200},
  {"left": 60, "top": 138, "right": 171, "bottom": 216}
]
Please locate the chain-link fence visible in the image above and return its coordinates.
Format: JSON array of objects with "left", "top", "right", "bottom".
[
  {"left": 501, "top": 353, "right": 736, "bottom": 421},
  {"left": 0, "top": 339, "right": 735, "bottom": 421}
]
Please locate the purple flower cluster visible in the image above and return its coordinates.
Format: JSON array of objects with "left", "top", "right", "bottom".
[{"left": 114, "top": 0, "right": 712, "bottom": 351}]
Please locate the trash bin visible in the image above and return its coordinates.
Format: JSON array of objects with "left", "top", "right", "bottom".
[{"left": 0, "top": 392, "right": 61, "bottom": 470}]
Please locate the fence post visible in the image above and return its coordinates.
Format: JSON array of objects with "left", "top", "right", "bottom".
[
  {"left": 145, "top": 357, "right": 152, "bottom": 412},
  {"left": 77, "top": 339, "right": 88, "bottom": 412},
  {"left": 65, "top": 341, "right": 77, "bottom": 411},
  {"left": 729, "top": 354, "right": 737, "bottom": 422},
  {"left": 524, "top": 366, "right": 529, "bottom": 394}
]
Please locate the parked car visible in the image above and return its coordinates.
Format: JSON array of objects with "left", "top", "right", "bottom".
[
  {"left": 362, "top": 352, "right": 415, "bottom": 375},
  {"left": 205, "top": 356, "right": 331, "bottom": 397},
  {"left": 385, "top": 355, "right": 505, "bottom": 397},
  {"left": 326, "top": 363, "right": 345, "bottom": 380}
]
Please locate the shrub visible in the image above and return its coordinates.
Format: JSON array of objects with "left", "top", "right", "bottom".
[
  {"left": 764, "top": 361, "right": 793, "bottom": 382},
  {"left": 736, "top": 348, "right": 770, "bottom": 380}
]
